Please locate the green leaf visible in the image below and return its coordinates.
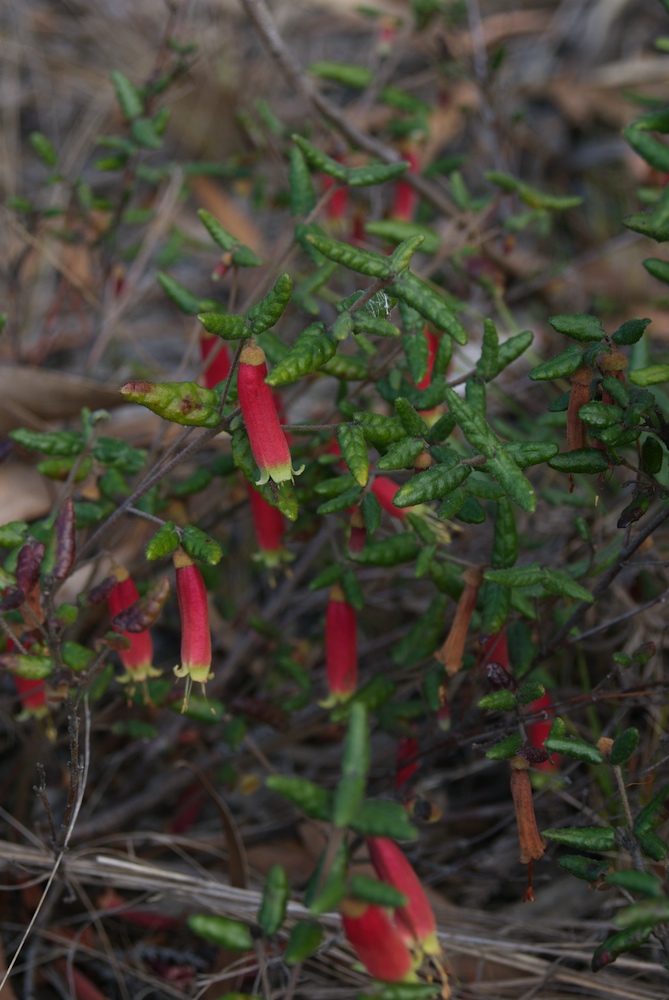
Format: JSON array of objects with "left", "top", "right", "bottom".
[
  {"left": 333, "top": 703, "right": 369, "bottom": 827},
  {"left": 389, "top": 273, "right": 467, "bottom": 344},
  {"left": 347, "top": 162, "right": 410, "bottom": 187},
  {"left": 516, "top": 681, "right": 545, "bottom": 706},
  {"left": 188, "top": 914, "right": 252, "bottom": 951},
  {"left": 591, "top": 926, "right": 652, "bottom": 972},
  {"left": 543, "top": 736, "right": 603, "bottom": 764},
  {"left": 394, "top": 463, "right": 470, "bottom": 506},
  {"left": 248, "top": 273, "right": 292, "bottom": 334},
  {"left": 131, "top": 117, "right": 162, "bottom": 149},
  {"left": 548, "top": 449, "right": 609, "bottom": 474},
  {"left": 395, "top": 397, "right": 429, "bottom": 438},
  {"left": 348, "top": 874, "right": 408, "bottom": 909},
  {"left": 483, "top": 450, "right": 536, "bottom": 513},
  {"left": 352, "top": 532, "right": 420, "bottom": 567},
  {"left": 606, "top": 871, "right": 663, "bottom": 897},
  {"left": 349, "top": 799, "right": 417, "bottom": 840},
  {"left": 361, "top": 491, "right": 382, "bottom": 534},
  {"left": 494, "top": 329, "right": 533, "bottom": 376},
  {"left": 377, "top": 437, "right": 426, "bottom": 471},
  {"left": 258, "top": 864, "right": 289, "bottom": 936},
  {"left": 292, "top": 135, "right": 347, "bottom": 181},
  {"left": 491, "top": 496, "right": 517, "bottom": 569},
  {"left": 542, "top": 826, "right": 616, "bottom": 851},
  {"left": 478, "top": 691, "right": 516, "bottom": 711},
  {"left": 558, "top": 855, "right": 613, "bottom": 883},
  {"left": 643, "top": 256, "right": 669, "bottom": 286},
  {"left": 484, "top": 564, "right": 543, "bottom": 588},
  {"left": 633, "top": 782, "right": 669, "bottom": 836},
  {"left": 351, "top": 314, "right": 401, "bottom": 338},
  {"left": 29, "top": 132, "right": 57, "bottom": 168},
  {"left": 612, "top": 317, "right": 651, "bottom": 345},
  {"left": 266, "top": 775, "right": 332, "bottom": 821},
  {"left": 288, "top": 146, "right": 316, "bottom": 216},
  {"left": 577, "top": 402, "right": 622, "bottom": 428},
  {"left": 158, "top": 272, "right": 202, "bottom": 315},
  {"left": 181, "top": 524, "right": 223, "bottom": 566},
  {"left": 337, "top": 424, "right": 369, "bottom": 487},
  {"left": 639, "top": 831, "right": 668, "bottom": 860},
  {"left": 284, "top": 921, "right": 323, "bottom": 965},
  {"left": 306, "top": 232, "right": 392, "bottom": 278},
  {"left": 528, "top": 344, "right": 584, "bottom": 380},
  {"left": 0, "top": 521, "right": 28, "bottom": 548},
  {"left": 476, "top": 319, "right": 499, "bottom": 381},
  {"left": 629, "top": 364, "right": 669, "bottom": 386},
  {"left": 265, "top": 324, "right": 336, "bottom": 385},
  {"left": 198, "top": 209, "right": 262, "bottom": 265},
  {"left": 119, "top": 380, "right": 222, "bottom": 428},
  {"left": 110, "top": 69, "right": 143, "bottom": 120},
  {"left": 540, "top": 567, "right": 593, "bottom": 602},
  {"left": 485, "top": 733, "right": 523, "bottom": 759},
  {"left": 610, "top": 727, "right": 639, "bottom": 765},
  {"left": 613, "top": 899, "right": 669, "bottom": 930},
  {"left": 198, "top": 313, "right": 248, "bottom": 340},
  {"left": 548, "top": 314, "right": 605, "bottom": 342},
  {"left": 316, "top": 486, "right": 362, "bottom": 514},
  {"left": 442, "top": 385, "right": 498, "bottom": 457},
  {"left": 307, "top": 60, "right": 373, "bottom": 88},
  {"left": 354, "top": 412, "right": 407, "bottom": 449},
  {"left": 144, "top": 521, "right": 179, "bottom": 562},
  {"left": 366, "top": 220, "right": 440, "bottom": 255},
  {"left": 10, "top": 428, "right": 84, "bottom": 457}
]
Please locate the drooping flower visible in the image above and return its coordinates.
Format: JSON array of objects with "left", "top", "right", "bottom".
[
  {"left": 526, "top": 690, "right": 560, "bottom": 773},
  {"left": 173, "top": 548, "right": 212, "bottom": 709},
  {"left": 510, "top": 756, "right": 547, "bottom": 901},
  {"left": 395, "top": 735, "right": 419, "bottom": 791},
  {"left": 200, "top": 332, "right": 231, "bottom": 389},
  {"left": 108, "top": 567, "right": 160, "bottom": 687},
  {"left": 324, "top": 584, "right": 357, "bottom": 702},
  {"left": 14, "top": 675, "right": 48, "bottom": 719},
  {"left": 246, "top": 482, "right": 292, "bottom": 575},
  {"left": 435, "top": 566, "right": 483, "bottom": 677},
  {"left": 237, "top": 341, "right": 302, "bottom": 486},
  {"left": 341, "top": 899, "right": 416, "bottom": 982},
  {"left": 367, "top": 838, "right": 440, "bottom": 956},
  {"left": 392, "top": 146, "right": 420, "bottom": 222}
]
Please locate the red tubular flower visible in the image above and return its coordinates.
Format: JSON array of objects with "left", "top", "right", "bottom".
[
  {"left": 371, "top": 476, "right": 407, "bottom": 521},
  {"left": 173, "top": 548, "right": 212, "bottom": 708},
  {"left": 395, "top": 736, "right": 419, "bottom": 791},
  {"left": 200, "top": 332, "right": 231, "bottom": 389},
  {"left": 367, "top": 838, "right": 440, "bottom": 956},
  {"left": 392, "top": 147, "right": 420, "bottom": 222},
  {"left": 108, "top": 568, "right": 160, "bottom": 686},
  {"left": 526, "top": 691, "right": 560, "bottom": 772},
  {"left": 238, "top": 342, "right": 302, "bottom": 486},
  {"left": 14, "top": 675, "right": 48, "bottom": 718},
  {"left": 348, "top": 507, "right": 367, "bottom": 555},
  {"left": 325, "top": 584, "right": 357, "bottom": 702},
  {"left": 341, "top": 900, "right": 415, "bottom": 982},
  {"left": 246, "top": 482, "right": 292, "bottom": 573}
]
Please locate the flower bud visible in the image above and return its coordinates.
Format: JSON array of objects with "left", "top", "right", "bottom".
[
  {"left": 325, "top": 584, "right": 357, "bottom": 702},
  {"left": 341, "top": 899, "right": 415, "bottom": 981},
  {"left": 246, "top": 483, "right": 291, "bottom": 574},
  {"left": 367, "top": 837, "right": 440, "bottom": 956},
  {"left": 108, "top": 567, "right": 160, "bottom": 687}
]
